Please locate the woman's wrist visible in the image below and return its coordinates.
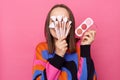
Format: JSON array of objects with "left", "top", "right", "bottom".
[{"left": 81, "top": 42, "right": 91, "bottom": 45}]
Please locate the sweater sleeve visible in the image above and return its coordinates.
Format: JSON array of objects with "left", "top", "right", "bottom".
[
  {"left": 46, "top": 54, "right": 65, "bottom": 80},
  {"left": 77, "top": 45, "right": 97, "bottom": 80},
  {"left": 32, "top": 43, "right": 64, "bottom": 80}
]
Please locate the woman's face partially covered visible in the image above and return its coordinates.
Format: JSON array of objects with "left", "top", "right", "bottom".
[{"left": 49, "top": 7, "right": 70, "bottom": 39}]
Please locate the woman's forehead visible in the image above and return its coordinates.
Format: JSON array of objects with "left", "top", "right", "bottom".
[{"left": 50, "top": 7, "right": 69, "bottom": 18}]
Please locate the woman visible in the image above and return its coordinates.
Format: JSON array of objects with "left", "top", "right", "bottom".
[{"left": 32, "top": 4, "right": 97, "bottom": 80}]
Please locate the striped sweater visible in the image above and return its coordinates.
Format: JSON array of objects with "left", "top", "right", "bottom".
[{"left": 32, "top": 42, "right": 97, "bottom": 80}]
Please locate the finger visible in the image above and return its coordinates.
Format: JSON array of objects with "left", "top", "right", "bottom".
[
  {"left": 60, "top": 40, "right": 67, "bottom": 45},
  {"left": 82, "top": 36, "right": 90, "bottom": 42},
  {"left": 87, "top": 30, "right": 96, "bottom": 41},
  {"left": 61, "top": 21, "right": 64, "bottom": 36},
  {"left": 84, "top": 31, "right": 92, "bottom": 39},
  {"left": 60, "top": 44, "right": 68, "bottom": 50},
  {"left": 61, "top": 43, "right": 68, "bottom": 48},
  {"left": 87, "top": 30, "right": 93, "bottom": 36},
  {"left": 55, "top": 26, "right": 59, "bottom": 39},
  {"left": 63, "top": 21, "right": 66, "bottom": 35},
  {"left": 58, "top": 40, "right": 67, "bottom": 48},
  {"left": 61, "top": 21, "right": 64, "bottom": 30},
  {"left": 63, "top": 47, "right": 68, "bottom": 51},
  {"left": 90, "top": 30, "right": 96, "bottom": 37},
  {"left": 58, "top": 21, "right": 61, "bottom": 28}
]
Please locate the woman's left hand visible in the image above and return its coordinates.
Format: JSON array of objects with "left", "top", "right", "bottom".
[{"left": 81, "top": 30, "right": 96, "bottom": 45}]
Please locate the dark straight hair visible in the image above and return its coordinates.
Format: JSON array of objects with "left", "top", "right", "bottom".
[{"left": 44, "top": 4, "right": 76, "bottom": 54}]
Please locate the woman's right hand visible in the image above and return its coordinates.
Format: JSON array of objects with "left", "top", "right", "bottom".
[{"left": 55, "top": 36, "right": 68, "bottom": 57}]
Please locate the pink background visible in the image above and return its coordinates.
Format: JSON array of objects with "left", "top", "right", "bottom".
[{"left": 0, "top": 0, "right": 120, "bottom": 80}]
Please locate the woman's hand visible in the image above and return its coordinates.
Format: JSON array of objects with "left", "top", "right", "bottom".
[
  {"left": 81, "top": 30, "right": 96, "bottom": 45},
  {"left": 54, "top": 17, "right": 71, "bottom": 57},
  {"left": 55, "top": 36, "right": 68, "bottom": 57}
]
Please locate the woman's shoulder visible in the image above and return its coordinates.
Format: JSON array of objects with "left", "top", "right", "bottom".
[{"left": 36, "top": 42, "right": 48, "bottom": 52}]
